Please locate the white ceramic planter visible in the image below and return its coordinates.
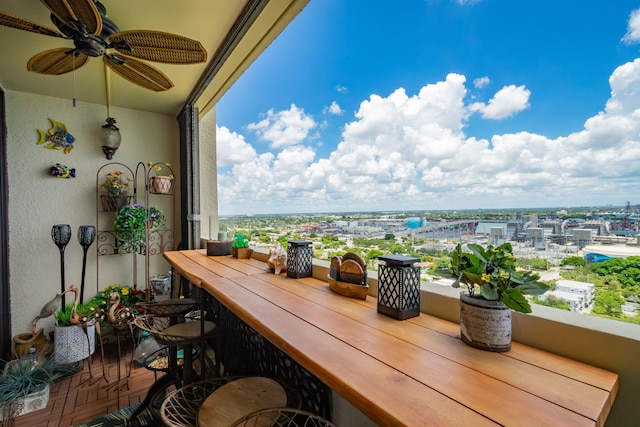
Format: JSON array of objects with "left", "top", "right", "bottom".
[
  {"left": 0, "top": 384, "right": 50, "bottom": 419},
  {"left": 54, "top": 322, "right": 95, "bottom": 364}
]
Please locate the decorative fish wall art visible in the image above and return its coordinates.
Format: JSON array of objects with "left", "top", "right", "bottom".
[
  {"left": 37, "top": 118, "right": 75, "bottom": 153},
  {"left": 50, "top": 163, "right": 76, "bottom": 178}
]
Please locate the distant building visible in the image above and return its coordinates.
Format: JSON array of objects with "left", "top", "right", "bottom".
[
  {"left": 583, "top": 244, "right": 640, "bottom": 263},
  {"left": 539, "top": 280, "right": 595, "bottom": 313}
]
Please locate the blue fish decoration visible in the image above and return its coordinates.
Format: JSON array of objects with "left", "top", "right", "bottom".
[
  {"left": 50, "top": 163, "right": 76, "bottom": 179},
  {"left": 37, "top": 118, "right": 75, "bottom": 154}
]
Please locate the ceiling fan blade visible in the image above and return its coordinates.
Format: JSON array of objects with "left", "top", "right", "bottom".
[
  {"left": 40, "top": 0, "right": 102, "bottom": 36},
  {"left": 104, "top": 55, "right": 174, "bottom": 92},
  {"left": 27, "top": 48, "right": 90, "bottom": 75},
  {"left": 0, "top": 11, "right": 65, "bottom": 38},
  {"left": 110, "top": 30, "right": 207, "bottom": 64}
]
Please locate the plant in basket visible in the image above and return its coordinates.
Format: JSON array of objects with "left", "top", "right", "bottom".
[
  {"left": 99, "top": 170, "right": 132, "bottom": 211},
  {"left": 114, "top": 204, "right": 165, "bottom": 253},
  {"left": 148, "top": 161, "right": 174, "bottom": 194}
]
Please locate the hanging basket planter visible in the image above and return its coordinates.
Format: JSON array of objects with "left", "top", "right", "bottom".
[
  {"left": 100, "top": 195, "right": 131, "bottom": 212},
  {"left": 150, "top": 176, "right": 174, "bottom": 194}
]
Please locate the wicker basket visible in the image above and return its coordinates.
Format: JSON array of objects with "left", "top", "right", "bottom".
[{"left": 328, "top": 276, "right": 369, "bottom": 300}]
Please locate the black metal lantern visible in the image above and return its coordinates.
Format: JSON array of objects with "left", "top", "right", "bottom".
[
  {"left": 286, "top": 240, "right": 313, "bottom": 279},
  {"left": 51, "top": 224, "right": 72, "bottom": 307},
  {"left": 377, "top": 255, "right": 421, "bottom": 320}
]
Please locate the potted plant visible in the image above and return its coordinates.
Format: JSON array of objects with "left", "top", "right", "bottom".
[
  {"left": 99, "top": 170, "right": 132, "bottom": 212},
  {"left": 148, "top": 162, "right": 174, "bottom": 194},
  {"left": 231, "top": 233, "right": 252, "bottom": 259},
  {"left": 53, "top": 301, "right": 104, "bottom": 364},
  {"left": 450, "top": 242, "right": 549, "bottom": 352},
  {"left": 0, "top": 356, "right": 75, "bottom": 421},
  {"left": 113, "top": 203, "right": 165, "bottom": 253}
]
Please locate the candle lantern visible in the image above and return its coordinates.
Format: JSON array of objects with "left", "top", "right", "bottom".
[
  {"left": 377, "top": 255, "right": 421, "bottom": 320},
  {"left": 286, "top": 240, "right": 313, "bottom": 278}
]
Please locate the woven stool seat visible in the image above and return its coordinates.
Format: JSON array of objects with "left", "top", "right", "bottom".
[
  {"left": 161, "top": 377, "right": 302, "bottom": 427},
  {"left": 198, "top": 377, "right": 287, "bottom": 427},
  {"left": 133, "top": 315, "right": 216, "bottom": 346},
  {"left": 231, "top": 408, "right": 336, "bottom": 427}
]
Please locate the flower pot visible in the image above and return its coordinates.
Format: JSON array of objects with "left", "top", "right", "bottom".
[
  {"left": 54, "top": 323, "right": 95, "bottom": 364},
  {"left": 150, "top": 176, "right": 174, "bottom": 194},
  {"left": 233, "top": 247, "right": 252, "bottom": 259},
  {"left": 459, "top": 292, "right": 511, "bottom": 352},
  {"left": 0, "top": 384, "right": 50, "bottom": 419},
  {"left": 100, "top": 195, "right": 131, "bottom": 212},
  {"left": 12, "top": 329, "right": 47, "bottom": 359}
]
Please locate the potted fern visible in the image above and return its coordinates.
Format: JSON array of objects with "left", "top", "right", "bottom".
[{"left": 450, "top": 242, "right": 549, "bottom": 352}]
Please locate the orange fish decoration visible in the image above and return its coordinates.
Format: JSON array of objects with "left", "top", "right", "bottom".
[{"left": 37, "top": 118, "right": 75, "bottom": 154}]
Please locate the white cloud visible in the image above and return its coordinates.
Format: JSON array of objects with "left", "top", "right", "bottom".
[
  {"left": 247, "top": 104, "right": 316, "bottom": 149},
  {"left": 474, "top": 76, "right": 490, "bottom": 88},
  {"left": 323, "top": 101, "right": 343, "bottom": 115},
  {"left": 336, "top": 85, "right": 348, "bottom": 93},
  {"left": 622, "top": 9, "right": 640, "bottom": 44},
  {"left": 218, "top": 60, "right": 640, "bottom": 214},
  {"left": 216, "top": 125, "right": 257, "bottom": 167},
  {"left": 469, "top": 84, "right": 531, "bottom": 119}
]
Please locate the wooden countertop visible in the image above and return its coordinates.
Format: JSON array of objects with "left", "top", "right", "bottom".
[{"left": 164, "top": 250, "right": 619, "bottom": 427}]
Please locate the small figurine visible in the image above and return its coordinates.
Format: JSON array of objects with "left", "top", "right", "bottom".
[
  {"left": 267, "top": 242, "right": 288, "bottom": 275},
  {"left": 50, "top": 163, "right": 76, "bottom": 178},
  {"left": 37, "top": 118, "right": 75, "bottom": 154}
]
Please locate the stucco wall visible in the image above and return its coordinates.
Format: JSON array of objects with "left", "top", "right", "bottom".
[
  {"left": 6, "top": 89, "right": 179, "bottom": 336},
  {"left": 199, "top": 107, "right": 219, "bottom": 246}
]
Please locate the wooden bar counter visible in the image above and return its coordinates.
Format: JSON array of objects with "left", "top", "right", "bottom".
[{"left": 164, "top": 250, "right": 619, "bottom": 427}]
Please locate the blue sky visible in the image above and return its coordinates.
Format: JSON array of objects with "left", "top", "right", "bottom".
[{"left": 216, "top": 0, "right": 640, "bottom": 215}]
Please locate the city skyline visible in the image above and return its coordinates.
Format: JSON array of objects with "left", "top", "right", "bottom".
[{"left": 216, "top": 1, "right": 640, "bottom": 215}]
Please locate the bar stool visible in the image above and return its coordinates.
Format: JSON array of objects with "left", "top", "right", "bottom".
[
  {"left": 160, "top": 376, "right": 302, "bottom": 427},
  {"left": 231, "top": 408, "right": 336, "bottom": 427},
  {"left": 128, "top": 298, "right": 216, "bottom": 423}
]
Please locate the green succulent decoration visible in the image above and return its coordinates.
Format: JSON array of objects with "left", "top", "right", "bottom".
[
  {"left": 232, "top": 233, "right": 249, "bottom": 249},
  {"left": 450, "top": 242, "right": 549, "bottom": 313},
  {"left": 114, "top": 203, "right": 165, "bottom": 253}
]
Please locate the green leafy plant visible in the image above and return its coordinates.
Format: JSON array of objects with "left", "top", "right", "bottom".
[
  {"left": 232, "top": 233, "right": 249, "bottom": 249},
  {"left": 99, "top": 170, "right": 131, "bottom": 196},
  {"left": 114, "top": 204, "right": 165, "bottom": 253},
  {"left": 450, "top": 242, "right": 549, "bottom": 313}
]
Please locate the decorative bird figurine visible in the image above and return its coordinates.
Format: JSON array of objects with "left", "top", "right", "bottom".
[
  {"left": 31, "top": 285, "right": 76, "bottom": 334},
  {"left": 108, "top": 292, "right": 136, "bottom": 388},
  {"left": 107, "top": 292, "right": 133, "bottom": 330}
]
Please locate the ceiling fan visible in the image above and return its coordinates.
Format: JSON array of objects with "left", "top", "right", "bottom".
[{"left": 0, "top": 0, "right": 208, "bottom": 91}]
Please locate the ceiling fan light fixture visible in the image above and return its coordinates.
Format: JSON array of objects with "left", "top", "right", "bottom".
[{"left": 101, "top": 117, "right": 121, "bottom": 159}]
